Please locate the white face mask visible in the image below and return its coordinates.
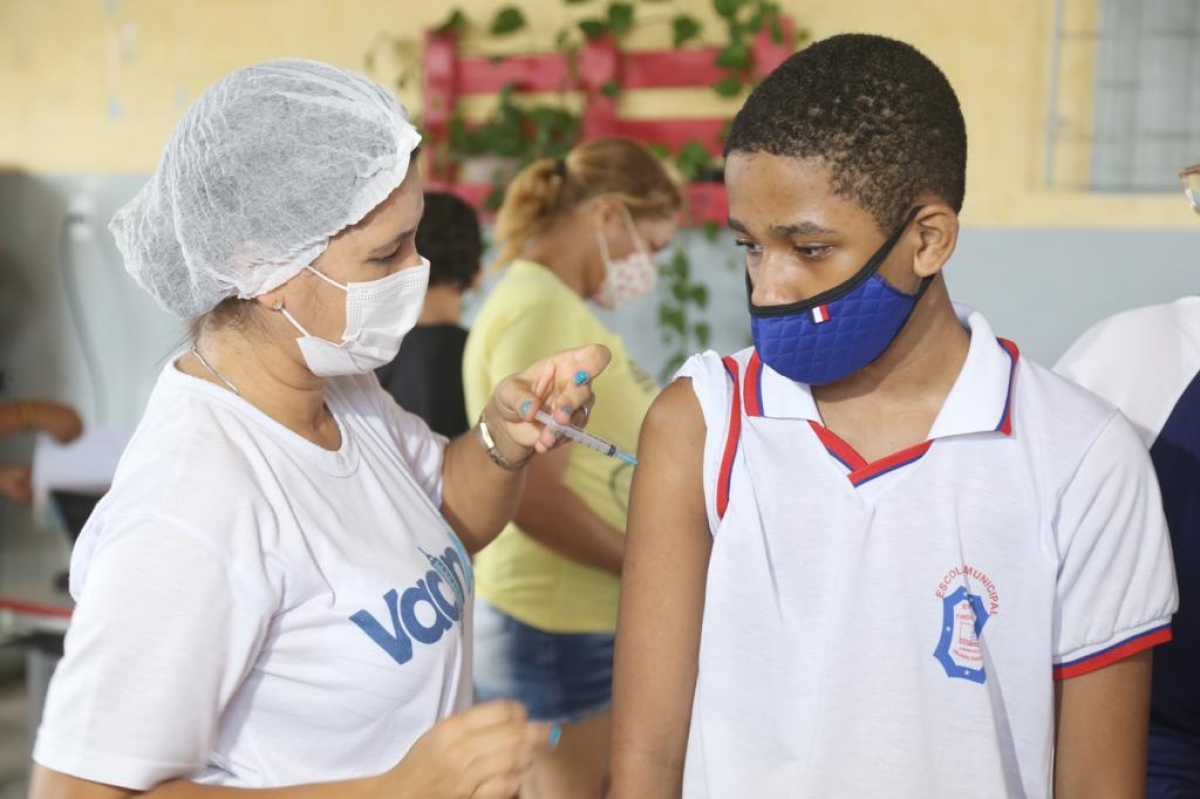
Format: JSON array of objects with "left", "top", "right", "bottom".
[
  {"left": 593, "top": 209, "right": 659, "bottom": 311},
  {"left": 275, "top": 257, "right": 430, "bottom": 377}
]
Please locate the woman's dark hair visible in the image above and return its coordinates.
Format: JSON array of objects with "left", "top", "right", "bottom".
[{"left": 418, "top": 191, "right": 483, "bottom": 292}]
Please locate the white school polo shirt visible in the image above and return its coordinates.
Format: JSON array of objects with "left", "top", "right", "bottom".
[
  {"left": 676, "top": 306, "right": 1178, "bottom": 799},
  {"left": 34, "top": 363, "right": 474, "bottom": 789}
]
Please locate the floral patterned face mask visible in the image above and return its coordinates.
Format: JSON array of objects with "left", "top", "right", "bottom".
[{"left": 593, "top": 207, "right": 658, "bottom": 311}]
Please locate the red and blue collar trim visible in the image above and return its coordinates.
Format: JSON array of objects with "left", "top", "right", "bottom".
[
  {"left": 847, "top": 440, "right": 934, "bottom": 487},
  {"left": 995, "top": 338, "right": 1019, "bottom": 436},
  {"left": 808, "top": 421, "right": 933, "bottom": 486},
  {"left": 743, "top": 338, "right": 1020, "bottom": 487}
]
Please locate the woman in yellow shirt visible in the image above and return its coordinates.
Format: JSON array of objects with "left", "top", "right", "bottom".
[{"left": 464, "top": 137, "right": 682, "bottom": 798}]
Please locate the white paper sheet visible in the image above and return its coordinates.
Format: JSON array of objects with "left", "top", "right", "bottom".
[{"left": 30, "top": 426, "right": 131, "bottom": 525}]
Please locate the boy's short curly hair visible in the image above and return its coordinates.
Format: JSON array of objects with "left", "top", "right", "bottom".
[{"left": 725, "top": 34, "right": 967, "bottom": 233}]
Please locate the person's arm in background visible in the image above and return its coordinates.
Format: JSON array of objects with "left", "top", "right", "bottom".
[
  {"left": 0, "top": 400, "right": 83, "bottom": 442},
  {"left": 469, "top": 306, "right": 626, "bottom": 571},
  {"left": 606, "top": 380, "right": 710, "bottom": 797},
  {"left": 441, "top": 344, "right": 612, "bottom": 555},
  {"left": 1054, "top": 651, "right": 1153, "bottom": 798},
  {"left": 513, "top": 441, "right": 624, "bottom": 574},
  {"left": 0, "top": 399, "right": 84, "bottom": 503},
  {"left": 0, "top": 463, "right": 33, "bottom": 504}
]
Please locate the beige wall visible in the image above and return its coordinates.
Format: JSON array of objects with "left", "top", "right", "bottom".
[{"left": 1, "top": 0, "right": 1193, "bottom": 228}]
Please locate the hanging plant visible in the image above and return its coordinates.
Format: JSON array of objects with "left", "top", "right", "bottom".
[
  {"left": 434, "top": 9, "right": 468, "bottom": 37},
  {"left": 658, "top": 244, "right": 713, "bottom": 382},
  {"left": 365, "top": 0, "right": 809, "bottom": 373},
  {"left": 711, "top": 0, "right": 802, "bottom": 95},
  {"left": 489, "top": 6, "right": 527, "bottom": 35},
  {"left": 446, "top": 83, "right": 580, "bottom": 209},
  {"left": 652, "top": 139, "right": 731, "bottom": 381},
  {"left": 579, "top": 1, "right": 637, "bottom": 42}
]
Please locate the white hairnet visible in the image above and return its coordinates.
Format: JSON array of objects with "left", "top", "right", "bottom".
[{"left": 110, "top": 59, "right": 422, "bottom": 318}]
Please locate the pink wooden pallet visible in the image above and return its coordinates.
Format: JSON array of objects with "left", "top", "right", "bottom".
[{"left": 421, "top": 16, "right": 796, "bottom": 223}]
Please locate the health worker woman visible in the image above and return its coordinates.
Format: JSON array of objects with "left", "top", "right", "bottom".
[{"left": 30, "top": 59, "right": 608, "bottom": 799}]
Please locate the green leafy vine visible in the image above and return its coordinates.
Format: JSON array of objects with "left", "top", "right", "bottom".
[{"left": 366, "top": 0, "right": 808, "bottom": 379}]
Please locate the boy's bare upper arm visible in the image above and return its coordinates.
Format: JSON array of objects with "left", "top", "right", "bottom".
[
  {"left": 608, "top": 378, "right": 712, "bottom": 797},
  {"left": 1053, "top": 650, "right": 1153, "bottom": 799}
]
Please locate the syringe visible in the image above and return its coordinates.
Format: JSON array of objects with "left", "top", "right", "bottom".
[{"left": 534, "top": 410, "right": 638, "bottom": 466}]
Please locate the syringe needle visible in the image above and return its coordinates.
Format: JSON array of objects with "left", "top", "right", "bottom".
[{"left": 533, "top": 410, "right": 638, "bottom": 466}]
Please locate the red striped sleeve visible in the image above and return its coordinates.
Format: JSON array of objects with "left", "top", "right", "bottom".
[
  {"left": 743, "top": 351, "right": 763, "bottom": 418},
  {"left": 1053, "top": 624, "right": 1172, "bottom": 680},
  {"left": 717, "top": 357, "right": 743, "bottom": 521}
]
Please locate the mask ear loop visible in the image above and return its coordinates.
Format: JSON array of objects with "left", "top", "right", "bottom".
[
  {"left": 595, "top": 223, "right": 614, "bottom": 265},
  {"left": 618, "top": 205, "right": 652, "bottom": 262},
  {"left": 273, "top": 301, "right": 313, "bottom": 336},
  {"left": 595, "top": 215, "right": 614, "bottom": 260},
  {"left": 305, "top": 265, "right": 349, "bottom": 292},
  {"left": 275, "top": 265, "right": 352, "bottom": 339}
]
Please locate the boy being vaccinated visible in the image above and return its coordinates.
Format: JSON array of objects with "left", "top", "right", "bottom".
[{"left": 609, "top": 34, "right": 1178, "bottom": 799}]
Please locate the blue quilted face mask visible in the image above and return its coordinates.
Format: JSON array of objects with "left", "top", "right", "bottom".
[{"left": 748, "top": 206, "right": 928, "bottom": 386}]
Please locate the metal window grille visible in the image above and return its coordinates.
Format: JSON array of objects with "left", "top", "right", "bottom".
[{"left": 1046, "top": 0, "right": 1200, "bottom": 190}]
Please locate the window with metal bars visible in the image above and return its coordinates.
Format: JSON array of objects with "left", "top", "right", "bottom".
[
  {"left": 1046, "top": 0, "right": 1200, "bottom": 191},
  {"left": 1090, "top": 0, "right": 1200, "bottom": 190}
]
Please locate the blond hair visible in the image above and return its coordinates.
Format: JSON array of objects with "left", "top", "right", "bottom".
[{"left": 492, "top": 137, "right": 684, "bottom": 268}]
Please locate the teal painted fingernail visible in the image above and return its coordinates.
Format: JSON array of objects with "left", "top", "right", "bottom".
[
  {"left": 549, "top": 724, "right": 562, "bottom": 747},
  {"left": 520, "top": 400, "right": 532, "bottom": 418},
  {"left": 574, "top": 370, "right": 589, "bottom": 385},
  {"left": 561, "top": 405, "right": 572, "bottom": 415}
]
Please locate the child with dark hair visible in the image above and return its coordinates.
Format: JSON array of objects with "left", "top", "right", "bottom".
[
  {"left": 376, "top": 191, "right": 483, "bottom": 438},
  {"left": 608, "top": 34, "right": 1177, "bottom": 798}
]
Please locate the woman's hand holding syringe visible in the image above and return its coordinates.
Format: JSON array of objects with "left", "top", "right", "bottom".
[{"left": 534, "top": 409, "right": 638, "bottom": 466}]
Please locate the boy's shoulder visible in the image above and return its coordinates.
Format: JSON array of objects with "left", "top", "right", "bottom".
[
  {"left": 671, "top": 348, "right": 758, "bottom": 419},
  {"left": 675, "top": 347, "right": 756, "bottom": 383},
  {"left": 1015, "top": 353, "right": 1119, "bottom": 426},
  {"left": 1011, "top": 353, "right": 1137, "bottom": 477}
]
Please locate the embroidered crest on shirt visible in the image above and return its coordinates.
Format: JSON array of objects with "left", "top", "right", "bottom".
[{"left": 933, "top": 565, "right": 1001, "bottom": 684}]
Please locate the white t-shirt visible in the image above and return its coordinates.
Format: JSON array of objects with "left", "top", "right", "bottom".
[
  {"left": 677, "top": 307, "right": 1178, "bottom": 799},
  {"left": 33, "top": 362, "right": 474, "bottom": 789},
  {"left": 1055, "top": 296, "right": 1200, "bottom": 738},
  {"left": 1056, "top": 296, "right": 1200, "bottom": 447}
]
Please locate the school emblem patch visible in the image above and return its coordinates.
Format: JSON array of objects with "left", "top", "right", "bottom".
[
  {"left": 934, "top": 586, "right": 990, "bottom": 683},
  {"left": 933, "top": 564, "right": 1001, "bottom": 684}
]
